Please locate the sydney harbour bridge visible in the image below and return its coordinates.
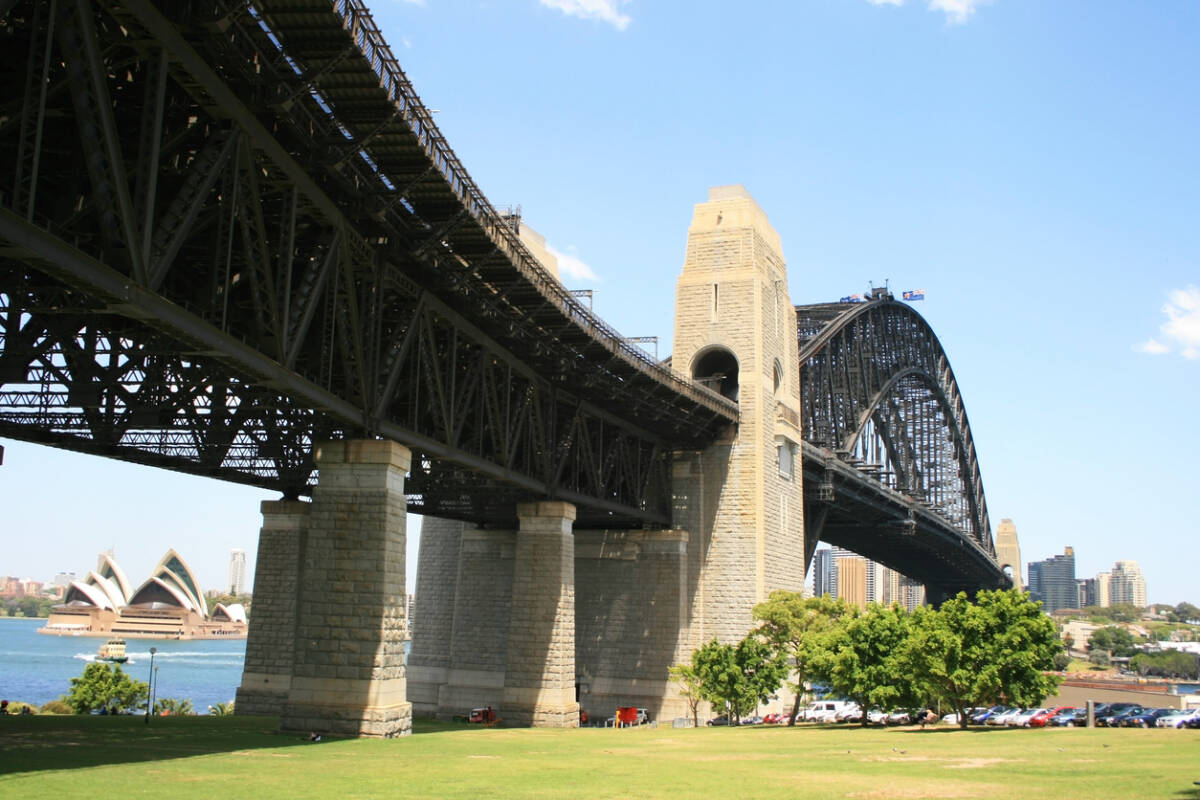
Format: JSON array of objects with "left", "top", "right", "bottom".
[{"left": 0, "top": 0, "right": 1006, "bottom": 735}]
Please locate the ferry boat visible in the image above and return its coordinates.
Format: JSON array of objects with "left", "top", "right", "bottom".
[{"left": 96, "top": 638, "right": 128, "bottom": 664}]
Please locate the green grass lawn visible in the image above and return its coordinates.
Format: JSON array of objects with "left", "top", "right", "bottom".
[{"left": 1, "top": 716, "right": 1198, "bottom": 799}]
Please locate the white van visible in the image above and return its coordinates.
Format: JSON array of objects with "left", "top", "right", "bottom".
[{"left": 802, "top": 700, "right": 852, "bottom": 723}]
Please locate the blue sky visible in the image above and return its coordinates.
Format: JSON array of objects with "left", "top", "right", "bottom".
[{"left": 3, "top": 0, "right": 1197, "bottom": 605}]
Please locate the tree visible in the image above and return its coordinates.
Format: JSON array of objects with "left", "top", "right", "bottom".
[
  {"left": 693, "top": 636, "right": 788, "bottom": 723},
  {"left": 1088, "top": 626, "right": 1138, "bottom": 657},
  {"left": 65, "top": 662, "right": 148, "bottom": 714},
  {"left": 906, "top": 589, "right": 1061, "bottom": 728},
  {"left": 831, "top": 604, "right": 916, "bottom": 725},
  {"left": 208, "top": 701, "right": 236, "bottom": 716},
  {"left": 667, "top": 664, "right": 704, "bottom": 727},
  {"left": 1175, "top": 602, "right": 1200, "bottom": 624},
  {"left": 18, "top": 596, "right": 51, "bottom": 618},
  {"left": 155, "top": 697, "right": 195, "bottom": 716},
  {"left": 752, "top": 592, "right": 856, "bottom": 725}
]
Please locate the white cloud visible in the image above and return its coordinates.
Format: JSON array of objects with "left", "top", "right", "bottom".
[
  {"left": 928, "top": 0, "right": 990, "bottom": 25},
  {"left": 546, "top": 242, "right": 599, "bottom": 282},
  {"left": 1140, "top": 286, "right": 1200, "bottom": 359},
  {"left": 865, "top": 0, "right": 992, "bottom": 24},
  {"left": 539, "top": 0, "right": 632, "bottom": 31}
]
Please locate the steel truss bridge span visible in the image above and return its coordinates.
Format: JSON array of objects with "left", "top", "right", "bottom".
[
  {"left": 796, "top": 298, "right": 1007, "bottom": 596},
  {"left": 0, "top": 0, "right": 737, "bottom": 529}
]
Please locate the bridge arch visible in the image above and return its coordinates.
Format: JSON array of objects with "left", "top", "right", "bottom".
[{"left": 797, "top": 299, "right": 993, "bottom": 553}]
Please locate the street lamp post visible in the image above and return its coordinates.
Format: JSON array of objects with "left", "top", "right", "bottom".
[{"left": 144, "top": 647, "right": 157, "bottom": 724}]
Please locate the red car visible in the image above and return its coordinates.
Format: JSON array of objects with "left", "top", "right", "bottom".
[{"left": 1028, "top": 706, "right": 1074, "bottom": 728}]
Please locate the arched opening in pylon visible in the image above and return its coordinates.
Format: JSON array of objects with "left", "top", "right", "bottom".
[{"left": 692, "top": 347, "right": 739, "bottom": 402}]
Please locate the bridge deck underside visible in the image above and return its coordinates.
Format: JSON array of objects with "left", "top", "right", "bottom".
[
  {"left": 804, "top": 446, "right": 1006, "bottom": 595},
  {"left": 0, "top": 0, "right": 735, "bottom": 528}
]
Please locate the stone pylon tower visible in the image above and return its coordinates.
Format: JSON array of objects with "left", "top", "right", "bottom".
[
  {"left": 408, "top": 186, "right": 807, "bottom": 724},
  {"left": 670, "top": 185, "right": 807, "bottom": 647},
  {"left": 994, "top": 518, "right": 1023, "bottom": 589}
]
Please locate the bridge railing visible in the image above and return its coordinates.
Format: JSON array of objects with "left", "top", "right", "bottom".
[{"left": 322, "top": 0, "right": 735, "bottom": 417}]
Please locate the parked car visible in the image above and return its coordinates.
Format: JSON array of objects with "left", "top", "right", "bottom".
[
  {"left": 988, "top": 707, "right": 1024, "bottom": 726},
  {"left": 1047, "top": 708, "right": 1081, "bottom": 727},
  {"left": 865, "top": 708, "right": 889, "bottom": 726},
  {"left": 1011, "top": 708, "right": 1045, "bottom": 727},
  {"left": 971, "top": 706, "right": 1008, "bottom": 725},
  {"left": 1031, "top": 707, "right": 1075, "bottom": 728},
  {"left": 1156, "top": 709, "right": 1200, "bottom": 729},
  {"left": 804, "top": 700, "right": 854, "bottom": 723},
  {"left": 835, "top": 704, "right": 863, "bottom": 723},
  {"left": 838, "top": 706, "right": 863, "bottom": 724},
  {"left": 1121, "top": 708, "right": 1174, "bottom": 728},
  {"left": 886, "top": 709, "right": 912, "bottom": 725},
  {"left": 1096, "top": 705, "right": 1144, "bottom": 727},
  {"left": 762, "top": 712, "right": 786, "bottom": 725},
  {"left": 706, "top": 715, "right": 733, "bottom": 726}
]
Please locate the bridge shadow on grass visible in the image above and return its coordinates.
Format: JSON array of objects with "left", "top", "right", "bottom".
[
  {"left": 0, "top": 716, "right": 466, "bottom": 776},
  {"left": 0, "top": 715, "right": 289, "bottom": 775}
]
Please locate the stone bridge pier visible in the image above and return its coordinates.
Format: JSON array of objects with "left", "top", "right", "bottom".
[{"left": 237, "top": 440, "right": 412, "bottom": 737}]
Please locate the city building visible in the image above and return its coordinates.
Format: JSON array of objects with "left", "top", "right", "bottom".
[
  {"left": 836, "top": 556, "right": 868, "bottom": 610},
  {"left": 227, "top": 548, "right": 247, "bottom": 595},
  {"left": 811, "top": 548, "right": 836, "bottom": 598},
  {"left": 1027, "top": 547, "right": 1078, "bottom": 614},
  {"left": 897, "top": 576, "right": 926, "bottom": 612},
  {"left": 1109, "top": 560, "right": 1147, "bottom": 607},
  {"left": 40, "top": 549, "right": 247, "bottom": 639},
  {"left": 993, "top": 518, "right": 1023, "bottom": 589}
]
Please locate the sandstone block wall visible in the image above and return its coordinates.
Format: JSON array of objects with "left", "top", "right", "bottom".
[
  {"left": 236, "top": 500, "right": 309, "bottom": 717},
  {"left": 278, "top": 440, "right": 412, "bottom": 738}
]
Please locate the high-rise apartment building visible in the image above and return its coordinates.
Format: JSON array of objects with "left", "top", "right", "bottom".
[
  {"left": 1109, "top": 561, "right": 1147, "bottom": 607},
  {"left": 811, "top": 548, "right": 836, "bottom": 598},
  {"left": 837, "top": 556, "right": 868, "bottom": 610},
  {"left": 1092, "top": 571, "right": 1111, "bottom": 607},
  {"left": 1027, "top": 547, "right": 1077, "bottom": 614},
  {"left": 227, "top": 548, "right": 247, "bottom": 595}
]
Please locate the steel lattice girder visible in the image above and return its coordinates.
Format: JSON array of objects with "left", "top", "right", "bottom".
[
  {"left": 0, "top": 0, "right": 724, "bottom": 527},
  {"left": 796, "top": 299, "right": 1005, "bottom": 592}
]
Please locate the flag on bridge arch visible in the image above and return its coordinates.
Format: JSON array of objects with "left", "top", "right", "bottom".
[{"left": 902, "top": 289, "right": 925, "bottom": 301}]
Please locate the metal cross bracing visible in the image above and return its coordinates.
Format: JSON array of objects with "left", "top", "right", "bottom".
[
  {"left": 0, "top": 0, "right": 737, "bottom": 529},
  {"left": 796, "top": 296, "right": 1007, "bottom": 595}
]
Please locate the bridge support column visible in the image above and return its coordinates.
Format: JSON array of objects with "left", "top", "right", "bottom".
[
  {"left": 236, "top": 499, "right": 310, "bottom": 716},
  {"left": 280, "top": 440, "right": 412, "bottom": 738},
  {"left": 503, "top": 501, "right": 579, "bottom": 727}
]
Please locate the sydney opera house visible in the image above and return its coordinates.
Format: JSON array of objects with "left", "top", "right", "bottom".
[{"left": 39, "top": 550, "right": 247, "bottom": 639}]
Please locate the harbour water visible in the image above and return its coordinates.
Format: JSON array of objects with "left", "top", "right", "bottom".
[{"left": 0, "top": 617, "right": 245, "bottom": 712}]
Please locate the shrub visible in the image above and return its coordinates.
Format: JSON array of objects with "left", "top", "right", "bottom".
[{"left": 40, "top": 699, "right": 72, "bottom": 715}]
